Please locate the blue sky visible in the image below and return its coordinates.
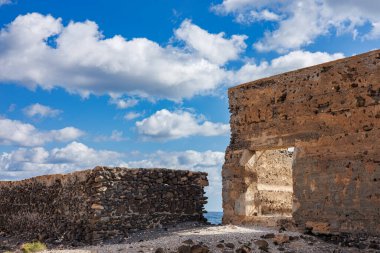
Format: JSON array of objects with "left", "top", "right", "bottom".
[{"left": 0, "top": 0, "right": 379, "bottom": 211}]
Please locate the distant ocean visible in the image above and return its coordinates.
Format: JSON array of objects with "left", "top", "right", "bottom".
[{"left": 204, "top": 211, "right": 223, "bottom": 225}]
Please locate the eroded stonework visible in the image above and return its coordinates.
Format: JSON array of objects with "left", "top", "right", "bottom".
[
  {"left": 0, "top": 167, "right": 208, "bottom": 243},
  {"left": 223, "top": 50, "right": 380, "bottom": 235}
]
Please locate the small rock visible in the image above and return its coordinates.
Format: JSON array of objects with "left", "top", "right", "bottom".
[
  {"left": 71, "top": 241, "right": 82, "bottom": 247},
  {"left": 178, "top": 245, "right": 191, "bottom": 253},
  {"left": 91, "top": 203, "right": 104, "bottom": 210},
  {"left": 190, "top": 244, "right": 209, "bottom": 253},
  {"left": 155, "top": 248, "right": 166, "bottom": 253},
  {"left": 273, "top": 234, "right": 290, "bottom": 245},
  {"left": 225, "top": 243, "right": 235, "bottom": 249},
  {"left": 97, "top": 186, "right": 108, "bottom": 192},
  {"left": 261, "top": 233, "right": 275, "bottom": 239},
  {"left": 357, "top": 243, "right": 367, "bottom": 249},
  {"left": 165, "top": 192, "right": 174, "bottom": 198},
  {"left": 183, "top": 239, "right": 194, "bottom": 245},
  {"left": 369, "top": 242, "right": 380, "bottom": 249},
  {"left": 279, "top": 226, "right": 286, "bottom": 233},
  {"left": 216, "top": 243, "right": 225, "bottom": 248},
  {"left": 0, "top": 245, "right": 11, "bottom": 251},
  {"left": 38, "top": 233, "right": 47, "bottom": 241},
  {"left": 135, "top": 195, "right": 144, "bottom": 200},
  {"left": 94, "top": 175, "right": 104, "bottom": 182},
  {"left": 254, "top": 240, "right": 269, "bottom": 251},
  {"left": 235, "top": 245, "right": 251, "bottom": 253}
]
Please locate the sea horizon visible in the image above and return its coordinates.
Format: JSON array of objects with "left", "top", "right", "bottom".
[{"left": 204, "top": 211, "right": 223, "bottom": 225}]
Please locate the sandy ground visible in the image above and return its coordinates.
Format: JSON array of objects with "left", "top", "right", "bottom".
[{"left": 40, "top": 225, "right": 380, "bottom": 253}]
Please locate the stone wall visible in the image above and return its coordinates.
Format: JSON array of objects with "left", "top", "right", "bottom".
[
  {"left": 223, "top": 49, "right": 380, "bottom": 236},
  {"left": 0, "top": 166, "right": 208, "bottom": 243}
]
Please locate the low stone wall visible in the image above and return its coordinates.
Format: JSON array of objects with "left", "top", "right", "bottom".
[{"left": 0, "top": 166, "right": 208, "bottom": 243}]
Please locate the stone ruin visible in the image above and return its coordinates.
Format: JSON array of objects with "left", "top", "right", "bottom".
[
  {"left": 0, "top": 49, "right": 379, "bottom": 247},
  {"left": 222, "top": 49, "right": 380, "bottom": 236},
  {"left": 0, "top": 166, "right": 208, "bottom": 243}
]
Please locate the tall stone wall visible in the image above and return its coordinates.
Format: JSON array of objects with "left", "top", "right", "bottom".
[
  {"left": 0, "top": 167, "right": 208, "bottom": 243},
  {"left": 223, "top": 49, "right": 380, "bottom": 236}
]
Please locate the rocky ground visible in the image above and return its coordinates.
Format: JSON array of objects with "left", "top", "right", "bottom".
[{"left": 1, "top": 223, "right": 380, "bottom": 253}]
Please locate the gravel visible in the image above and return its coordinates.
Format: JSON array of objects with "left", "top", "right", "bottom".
[{"left": 43, "top": 225, "right": 380, "bottom": 253}]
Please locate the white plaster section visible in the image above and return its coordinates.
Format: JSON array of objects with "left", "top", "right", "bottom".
[{"left": 257, "top": 184, "right": 293, "bottom": 192}]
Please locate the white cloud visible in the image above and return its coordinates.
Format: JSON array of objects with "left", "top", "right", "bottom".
[
  {"left": 213, "top": 0, "right": 380, "bottom": 52},
  {"left": 0, "top": 13, "right": 243, "bottom": 100},
  {"left": 94, "top": 130, "right": 128, "bottom": 142},
  {"left": 125, "top": 150, "right": 224, "bottom": 170},
  {"left": 49, "top": 141, "right": 121, "bottom": 164},
  {"left": 174, "top": 19, "right": 247, "bottom": 65},
  {"left": 109, "top": 98, "right": 138, "bottom": 109},
  {"left": 0, "top": 141, "right": 123, "bottom": 180},
  {"left": 0, "top": 118, "right": 84, "bottom": 146},
  {"left": 364, "top": 22, "right": 380, "bottom": 40},
  {"left": 211, "top": 0, "right": 279, "bottom": 14},
  {"left": 233, "top": 9, "right": 282, "bottom": 24},
  {"left": 136, "top": 109, "right": 229, "bottom": 141},
  {"left": 124, "top": 112, "right": 141, "bottom": 120},
  {"left": 246, "top": 9, "right": 281, "bottom": 22},
  {"left": 233, "top": 50, "right": 344, "bottom": 84},
  {"left": 23, "top": 103, "right": 62, "bottom": 118},
  {"left": 49, "top": 127, "right": 84, "bottom": 142},
  {"left": 123, "top": 150, "right": 225, "bottom": 211},
  {"left": 253, "top": 1, "right": 328, "bottom": 53},
  {"left": 0, "top": 0, "right": 11, "bottom": 6}
]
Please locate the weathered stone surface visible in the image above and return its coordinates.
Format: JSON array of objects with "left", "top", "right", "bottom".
[
  {"left": 223, "top": 49, "right": 380, "bottom": 236},
  {"left": 0, "top": 166, "right": 208, "bottom": 243}
]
